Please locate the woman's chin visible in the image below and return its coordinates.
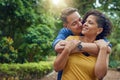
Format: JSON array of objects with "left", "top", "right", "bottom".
[{"left": 81, "top": 31, "right": 86, "bottom": 34}]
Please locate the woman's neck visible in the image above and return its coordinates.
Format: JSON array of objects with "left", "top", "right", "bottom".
[{"left": 81, "top": 36, "right": 96, "bottom": 43}]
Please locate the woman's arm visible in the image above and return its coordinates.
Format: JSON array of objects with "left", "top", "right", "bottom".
[
  {"left": 54, "top": 47, "right": 70, "bottom": 72},
  {"left": 54, "top": 41, "right": 74, "bottom": 72},
  {"left": 94, "top": 40, "right": 111, "bottom": 79}
]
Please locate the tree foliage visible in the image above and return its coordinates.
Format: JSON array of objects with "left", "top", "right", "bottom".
[
  {"left": 0, "top": 0, "right": 56, "bottom": 63},
  {"left": 18, "top": 24, "right": 54, "bottom": 62},
  {"left": 0, "top": 37, "right": 18, "bottom": 63},
  {"left": 0, "top": 0, "right": 38, "bottom": 37}
]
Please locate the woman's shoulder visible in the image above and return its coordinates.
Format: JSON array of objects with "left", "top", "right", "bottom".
[{"left": 66, "top": 36, "right": 80, "bottom": 40}]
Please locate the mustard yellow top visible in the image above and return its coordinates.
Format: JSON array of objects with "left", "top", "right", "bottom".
[{"left": 61, "top": 36, "right": 98, "bottom": 80}]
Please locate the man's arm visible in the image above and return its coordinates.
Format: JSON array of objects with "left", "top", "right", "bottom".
[
  {"left": 53, "top": 28, "right": 112, "bottom": 55},
  {"left": 78, "top": 42, "right": 99, "bottom": 55},
  {"left": 72, "top": 40, "right": 111, "bottom": 56},
  {"left": 80, "top": 38, "right": 112, "bottom": 55},
  {"left": 56, "top": 39, "right": 111, "bottom": 56}
]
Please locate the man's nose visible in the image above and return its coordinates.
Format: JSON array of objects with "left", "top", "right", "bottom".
[{"left": 78, "top": 21, "right": 82, "bottom": 27}]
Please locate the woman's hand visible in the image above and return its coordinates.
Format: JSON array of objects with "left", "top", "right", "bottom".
[
  {"left": 94, "top": 39, "right": 109, "bottom": 49},
  {"left": 94, "top": 39, "right": 111, "bottom": 54},
  {"left": 94, "top": 39, "right": 110, "bottom": 79}
]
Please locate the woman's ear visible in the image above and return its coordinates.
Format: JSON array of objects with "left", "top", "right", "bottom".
[{"left": 97, "top": 28, "right": 103, "bottom": 35}]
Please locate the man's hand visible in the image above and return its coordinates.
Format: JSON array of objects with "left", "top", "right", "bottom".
[
  {"left": 68, "top": 40, "right": 81, "bottom": 53},
  {"left": 64, "top": 40, "right": 80, "bottom": 54},
  {"left": 54, "top": 40, "right": 80, "bottom": 54},
  {"left": 54, "top": 40, "right": 67, "bottom": 53}
]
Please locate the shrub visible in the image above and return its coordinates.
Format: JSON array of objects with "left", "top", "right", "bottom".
[
  {"left": 0, "top": 61, "right": 53, "bottom": 79},
  {"left": 0, "top": 37, "right": 18, "bottom": 63}
]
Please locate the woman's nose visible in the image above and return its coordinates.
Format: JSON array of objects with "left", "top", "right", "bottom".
[
  {"left": 83, "top": 22, "right": 87, "bottom": 26},
  {"left": 82, "top": 23, "right": 87, "bottom": 28}
]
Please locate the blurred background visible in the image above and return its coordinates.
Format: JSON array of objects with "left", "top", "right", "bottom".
[{"left": 0, "top": 0, "right": 120, "bottom": 80}]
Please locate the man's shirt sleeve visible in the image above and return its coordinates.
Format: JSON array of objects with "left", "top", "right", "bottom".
[
  {"left": 52, "top": 28, "right": 73, "bottom": 48},
  {"left": 104, "top": 37, "right": 112, "bottom": 47}
]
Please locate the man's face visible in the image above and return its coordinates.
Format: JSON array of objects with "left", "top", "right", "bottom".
[{"left": 66, "top": 11, "right": 82, "bottom": 35}]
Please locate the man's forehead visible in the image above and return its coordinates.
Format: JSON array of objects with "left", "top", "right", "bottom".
[{"left": 67, "top": 12, "right": 81, "bottom": 23}]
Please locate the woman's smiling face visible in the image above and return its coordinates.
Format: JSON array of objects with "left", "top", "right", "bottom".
[{"left": 82, "top": 15, "right": 103, "bottom": 37}]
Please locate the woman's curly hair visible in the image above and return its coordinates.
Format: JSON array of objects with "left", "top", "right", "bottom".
[{"left": 82, "top": 10, "right": 112, "bottom": 40}]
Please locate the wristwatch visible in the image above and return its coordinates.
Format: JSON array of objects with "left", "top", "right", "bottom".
[{"left": 77, "top": 41, "right": 83, "bottom": 51}]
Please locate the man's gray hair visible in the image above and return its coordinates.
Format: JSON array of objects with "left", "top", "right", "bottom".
[{"left": 60, "top": 7, "right": 78, "bottom": 23}]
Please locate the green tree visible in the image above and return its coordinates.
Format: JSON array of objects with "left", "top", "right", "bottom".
[
  {"left": 0, "top": 0, "right": 38, "bottom": 38},
  {"left": 0, "top": 0, "right": 56, "bottom": 63}
]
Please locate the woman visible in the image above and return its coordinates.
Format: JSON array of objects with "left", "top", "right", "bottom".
[{"left": 54, "top": 10, "right": 112, "bottom": 80}]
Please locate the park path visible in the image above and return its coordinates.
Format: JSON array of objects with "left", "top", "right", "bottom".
[
  {"left": 103, "top": 69, "right": 120, "bottom": 80},
  {"left": 41, "top": 69, "right": 120, "bottom": 80}
]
